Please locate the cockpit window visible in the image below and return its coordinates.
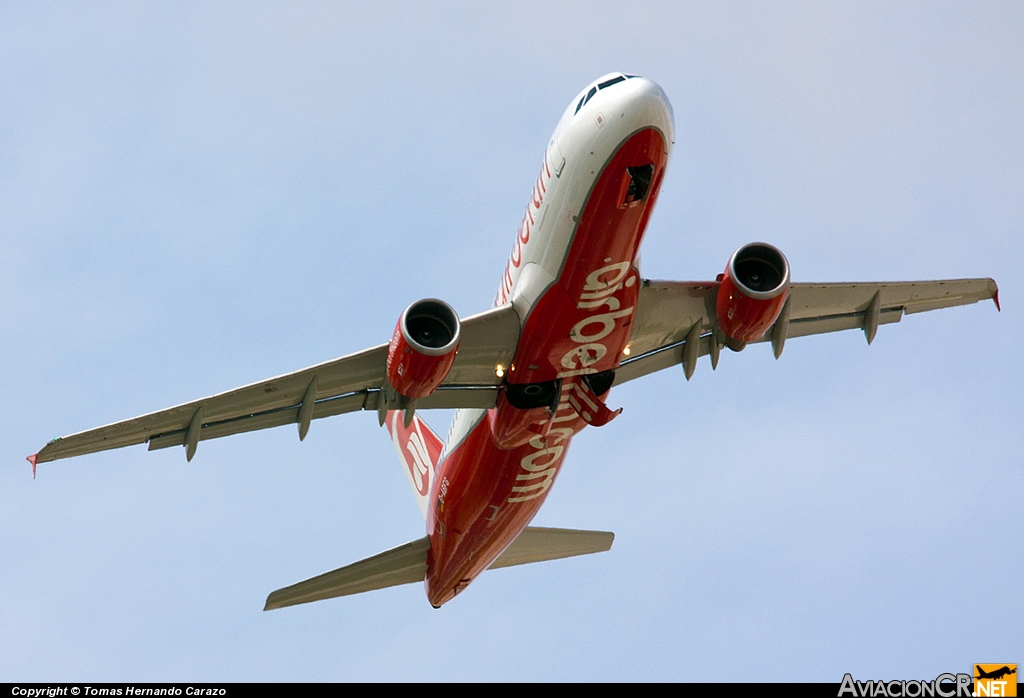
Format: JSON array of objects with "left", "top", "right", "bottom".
[
  {"left": 574, "top": 75, "right": 637, "bottom": 115},
  {"left": 575, "top": 86, "right": 597, "bottom": 114},
  {"left": 598, "top": 76, "right": 625, "bottom": 90}
]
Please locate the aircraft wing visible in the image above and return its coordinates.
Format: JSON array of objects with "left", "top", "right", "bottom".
[
  {"left": 615, "top": 277, "right": 999, "bottom": 385},
  {"left": 32, "top": 304, "right": 521, "bottom": 464}
]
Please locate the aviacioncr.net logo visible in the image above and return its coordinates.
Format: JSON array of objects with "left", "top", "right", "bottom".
[
  {"left": 974, "top": 665, "right": 1017, "bottom": 697},
  {"left": 839, "top": 673, "right": 973, "bottom": 698}
]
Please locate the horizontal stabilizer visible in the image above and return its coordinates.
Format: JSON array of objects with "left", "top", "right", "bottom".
[
  {"left": 264, "top": 537, "right": 429, "bottom": 610},
  {"left": 489, "top": 526, "right": 614, "bottom": 569},
  {"left": 263, "top": 526, "right": 614, "bottom": 610}
]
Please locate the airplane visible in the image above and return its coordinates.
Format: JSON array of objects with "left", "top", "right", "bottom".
[
  {"left": 975, "top": 666, "right": 1016, "bottom": 681},
  {"left": 29, "top": 73, "right": 999, "bottom": 610}
]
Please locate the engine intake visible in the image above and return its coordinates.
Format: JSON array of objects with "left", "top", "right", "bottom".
[
  {"left": 716, "top": 242, "right": 790, "bottom": 343},
  {"left": 386, "top": 299, "right": 461, "bottom": 399}
]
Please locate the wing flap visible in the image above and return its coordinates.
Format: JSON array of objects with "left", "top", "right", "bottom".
[
  {"left": 34, "top": 305, "right": 519, "bottom": 464},
  {"left": 616, "top": 277, "right": 997, "bottom": 386},
  {"left": 146, "top": 387, "right": 501, "bottom": 452},
  {"left": 35, "top": 345, "right": 387, "bottom": 463},
  {"left": 784, "top": 307, "right": 904, "bottom": 339},
  {"left": 145, "top": 392, "right": 369, "bottom": 451}
]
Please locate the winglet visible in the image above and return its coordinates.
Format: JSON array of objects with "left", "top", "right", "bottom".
[
  {"left": 993, "top": 287, "right": 1001, "bottom": 312},
  {"left": 26, "top": 454, "right": 37, "bottom": 479}
]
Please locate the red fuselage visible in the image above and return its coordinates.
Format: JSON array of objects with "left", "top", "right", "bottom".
[{"left": 424, "top": 76, "right": 673, "bottom": 606}]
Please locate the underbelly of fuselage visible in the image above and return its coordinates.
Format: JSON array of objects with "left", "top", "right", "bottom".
[{"left": 424, "top": 125, "right": 669, "bottom": 608}]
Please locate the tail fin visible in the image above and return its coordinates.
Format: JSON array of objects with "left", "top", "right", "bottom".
[{"left": 385, "top": 410, "right": 443, "bottom": 519}]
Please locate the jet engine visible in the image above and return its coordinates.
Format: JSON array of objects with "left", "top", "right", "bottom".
[
  {"left": 386, "top": 299, "right": 461, "bottom": 399},
  {"left": 715, "top": 242, "right": 790, "bottom": 343}
]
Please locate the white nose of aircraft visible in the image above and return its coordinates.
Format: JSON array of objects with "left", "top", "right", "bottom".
[{"left": 555, "top": 73, "right": 675, "bottom": 149}]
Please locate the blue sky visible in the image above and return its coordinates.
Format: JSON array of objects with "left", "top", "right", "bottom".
[{"left": 1, "top": 2, "right": 1021, "bottom": 681}]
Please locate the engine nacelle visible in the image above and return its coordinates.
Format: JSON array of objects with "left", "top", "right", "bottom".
[
  {"left": 386, "top": 299, "right": 461, "bottom": 399},
  {"left": 716, "top": 242, "right": 790, "bottom": 343}
]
